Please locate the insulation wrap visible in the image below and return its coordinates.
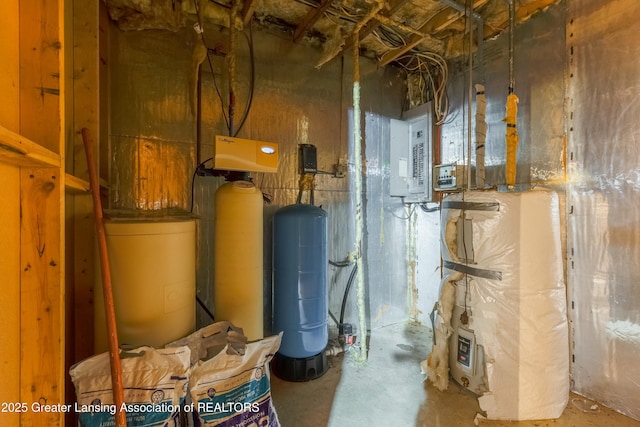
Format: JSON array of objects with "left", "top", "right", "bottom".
[{"left": 441, "top": 189, "right": 569, "bottom": 420}]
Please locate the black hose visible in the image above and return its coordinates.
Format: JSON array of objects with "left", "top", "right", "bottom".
[
  {"left": 233, "top": 24, "right": 255, "bottom": 137},
  {"left": 196, "top": 294, "right": 215, "bottom": 321},
  {"left": 339, "top": 263, "right": 358, "bottom": 335},
  {"left": 190, "top": 157, "right": 214, "bottom": 213},
  {"left": 329, "top": 259, "right": 352, "bottom": 267}
]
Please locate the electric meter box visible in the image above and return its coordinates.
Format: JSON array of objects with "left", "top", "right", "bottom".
[{"left": 390, "top": 102, "right": 433, "bottom": 203}]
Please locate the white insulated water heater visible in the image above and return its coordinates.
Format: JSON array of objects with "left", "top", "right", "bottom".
[{"left": 439, "top": 189, "right": 569, "bottom": 421}]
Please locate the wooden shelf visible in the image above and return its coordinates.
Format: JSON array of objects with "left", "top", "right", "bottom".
[
  {"left": 65, "top": 174, "right": 90, "bottom": 194},
  {"left": 64, "top": 174, "right": 109, "bottom": 195},
  {"left": 0, "top": 125, "right": 61, "bottom": 168}
]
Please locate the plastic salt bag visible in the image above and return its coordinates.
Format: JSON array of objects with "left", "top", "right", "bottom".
[
  {"left": 69, "top": 346, "right": 191, "bottom": 427},
  {"left": 189, "top": 333, "right": 282, "bottom": 427},
  {"left": 167, "top": 321, "right": 247, "bottom": 365}
]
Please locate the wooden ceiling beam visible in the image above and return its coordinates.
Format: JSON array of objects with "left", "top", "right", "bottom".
[
  {"left": 241, "top": 0, "right": 257, "bottom": 27},
  {"left": 431, "top": 0, "right": 490, "bottom": 32},
  {"left": 379, "top": 0, "right": 489, "bottom": 66},
  {"left": 340, "top": 0, "right": 411, "bottom": 55},
  {"left": 360, "top": 0, "right": 412, "bottom": 40},
  {"left": 378, "top": 37, "right": 424, "bottom": 66},
  {"left": 293, "top": 0, "right": 334, "bottom": 43},
  {"left": 482, "top": 0, "right": 557, "bottom": 39},
  {"left": 514, "top": 0, "right": 557, "bottom": 20}
]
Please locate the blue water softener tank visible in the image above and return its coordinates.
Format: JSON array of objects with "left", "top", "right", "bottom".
[{"left": 272, "top": 204, "right": 329, "bottom": 381}]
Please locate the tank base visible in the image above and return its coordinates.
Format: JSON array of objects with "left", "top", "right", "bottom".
[{"left": 272, "top": 351, "right": 328, "bottom": 382}]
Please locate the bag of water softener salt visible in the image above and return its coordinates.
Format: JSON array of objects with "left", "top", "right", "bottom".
[
  {"left": 69, "top": 345, "right": 191, "bottom": 427},
  {"left": 167, "top": 321, "right": 247, "bottom": 366},
  {"left": 190, "top": 333, "right": 282, "bottom": 427}
]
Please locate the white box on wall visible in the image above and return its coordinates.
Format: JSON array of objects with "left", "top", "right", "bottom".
[{"left": 390, "top": 102, "right": 433, "bottom": 203}]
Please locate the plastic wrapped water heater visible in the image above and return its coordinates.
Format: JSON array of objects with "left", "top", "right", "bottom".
[
  {"left": 94, "top": 218, "right": 196, "bottom": 353},
  {"left": 214, "top": 181, "right": 264, "bottom": 341},
  {"left": 272, "top": 204, "right": 329, "bottom": 381},
  {"left": 440, "top": 189, "right": 569, "bottom": 421}
]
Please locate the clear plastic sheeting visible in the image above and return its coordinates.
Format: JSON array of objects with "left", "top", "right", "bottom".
[
  {"left": 362, "top": 112, "right": 415, "bottom": 328},
  {"left": 441, "top": 189, "right": 569, "bottom": 421},
  {"left": 413, "top": 210, "right": 442, "bottom": 325},
  {"left": 567, "top": 0, "right": 640, "bottom": 419}
]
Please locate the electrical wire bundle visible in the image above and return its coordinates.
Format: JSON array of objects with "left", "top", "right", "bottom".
[
  {"left": 290, "top": 0, "right": 450, "bottom": 123},
  {"left": 396, "top": 51, "right": 449, "bottom": 124},
  {"left": 192, "top": 0, "right": 256, "bottom": 138}
]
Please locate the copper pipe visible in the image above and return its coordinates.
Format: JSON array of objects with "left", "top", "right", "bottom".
[{"left": 81, "top": 128, "right": 127, "bottom": 427}]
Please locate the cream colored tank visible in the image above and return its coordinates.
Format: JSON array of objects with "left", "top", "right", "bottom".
[
  {"left": 95, "top": 219, "right": 196, "bottom": 353},
  {"left": 214, "top": 181, "right": 264, "bottom": 341}
]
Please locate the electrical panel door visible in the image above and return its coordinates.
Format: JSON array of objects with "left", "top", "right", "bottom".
[{"left": 390, "top": 103, "right": 433, "bottom": 203}]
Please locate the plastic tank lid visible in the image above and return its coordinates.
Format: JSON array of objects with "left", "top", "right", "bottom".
[{"left": 104, "top": 218, "right": 195, "bottom": 236}]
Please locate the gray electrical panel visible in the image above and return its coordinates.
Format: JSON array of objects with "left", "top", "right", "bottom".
[{"left": 390, "top": 102, "right": 433, "bottom": 203}]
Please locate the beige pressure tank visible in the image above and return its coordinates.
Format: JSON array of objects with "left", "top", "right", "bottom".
[
  {"left": 94, "top": 218, "right": 196, "bottom": 353},
  {"left": 214, "top": 181, "right": 264, "bottom": 341}
]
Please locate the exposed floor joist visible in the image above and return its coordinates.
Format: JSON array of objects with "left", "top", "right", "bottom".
[
  {"left": 293, "top": 0, "right": 334, "bottom": 43},
  {"left": 105, "top": 0, "right": 562, "bottom": 66}
]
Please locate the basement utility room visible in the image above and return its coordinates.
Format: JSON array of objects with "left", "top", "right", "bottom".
[{"left": 1, "top": 0, "right": 639, "bottom": 426}]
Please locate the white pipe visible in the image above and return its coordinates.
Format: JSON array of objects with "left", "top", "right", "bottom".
[
  {"left": 440, "top": 0, "right": 486, "bottom": 187},
  {"left": 438, "top": 0, "right": 484, "bottom": 82},
  {"left": 352, "top": 34, "right": 368, "bottom": 363},
  {"left": 438, "top": 1, "right": 516, "bottom": 190}
]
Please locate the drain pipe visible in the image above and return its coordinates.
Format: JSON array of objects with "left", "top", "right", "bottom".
[
  {"left": 439, "top": 0, "right": 484, "bottom": 80},
  {"left": 439, "top": 0, "right": 485, "bottom": 189},
  {"left": 440, "top": 0, "right": 484, "bottom": 79},
  {"left": 507, "top": 0, "right": 515, "bottom": 93},
  {"left": 476, "top": 17, "right": 485, "bottom": 189},
  {"left": 504, "top": 0, "right": 519, "bottom": 188}
]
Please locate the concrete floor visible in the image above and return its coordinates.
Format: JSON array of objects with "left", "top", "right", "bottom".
[{"left": 270, "top": 322, "right": 640, "bottom": 427}]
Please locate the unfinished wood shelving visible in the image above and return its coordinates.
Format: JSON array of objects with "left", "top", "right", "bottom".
[
  {"left": 0, "top": 0, "right": 68, "bottom": 425},
  {"left": 0, "top": 124, "right": 93, "bottom": 196},
  {"left": 0, "top": 124, "right": 61, "bottom": 168}
]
